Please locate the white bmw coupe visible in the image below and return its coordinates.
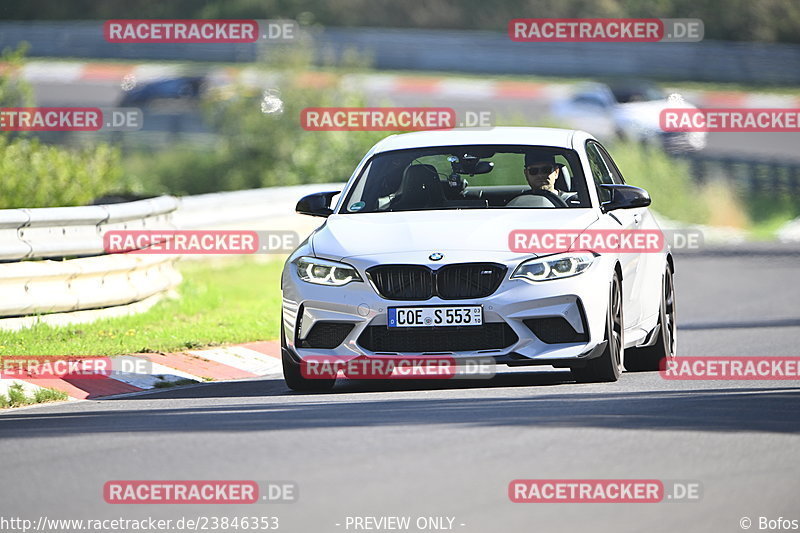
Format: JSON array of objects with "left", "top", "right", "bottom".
[{"left": 281, "top": 127, "right": 676, "bottom": 391}]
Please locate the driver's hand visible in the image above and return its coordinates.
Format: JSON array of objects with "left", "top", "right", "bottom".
[{"left": 531, "top": 176, "right": 550, "bottom": 189}]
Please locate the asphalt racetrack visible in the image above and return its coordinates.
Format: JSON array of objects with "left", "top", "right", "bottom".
[{"left": 2, "top": 244, "right": 799, "bottom": 532}]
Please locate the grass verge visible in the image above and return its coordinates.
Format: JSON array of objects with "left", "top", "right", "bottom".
[
  {"left": 605, "top": 141, "right": 800, "bottom": 238},
  {"left": 744, "top": 193, "right": 800, "bottom": 240},
  {"left": 0, "top": 383, "right": 69, "bottom": 409},
  {"left": 0, "top": 258, "right": 284, "bottom": 357},
  {"left": 609, "top": 142, "right": 710, "bottom": 225},
  {"left": 152, "top": 378, "right": 201, "bottom": 389}
]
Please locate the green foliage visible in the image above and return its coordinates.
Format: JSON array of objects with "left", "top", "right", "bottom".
[
  {"left": 0, "top": 44, "right": 33, "bottom": 107},
  {"left": 0, "top": 382, "right": 68, "bottom": 408},
  {"left": 0, "top": 46, "right": 126, "bottom": 209},
  {"left": 6, "top": 383, "right": 28, "bottom": 406},
  {"left": 745, "top": 191, "right": 800, "bottom": 238},
  {"left": 0, "top": 136, "right": 123, "bottom": 209},
  {"left": 126, "top": 49, "right": 387, "bottom": 195},
  {"left": 32, "top": 387, "right": 69, "bottom": 404},
  {"left": 607, "top": 141, "right": 709, "bottom": 224},
  {"left": 153, "top": 378, "right": 200, "bottom": 389}
]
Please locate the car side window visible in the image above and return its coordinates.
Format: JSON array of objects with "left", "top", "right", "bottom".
[
  {"left": 596, "top": 144, "right": 626, "bottom": 185},
  {"left": 585, "top": 142, "right": 614, "bottom": 203}
]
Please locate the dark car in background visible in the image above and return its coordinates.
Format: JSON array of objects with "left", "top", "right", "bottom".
[{"left": 118, "top": 76, "right": 206, "bottom": 108}]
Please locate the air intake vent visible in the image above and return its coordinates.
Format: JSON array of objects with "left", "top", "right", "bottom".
[
  {"left": 358, "top": 322, "right": 517, "bottom": 352},
  {"left": 524, "top": 317, "right": 588, "bottom": 344},
  {"left": 298, "top": 322, "right": 355, "bottom": 349}
]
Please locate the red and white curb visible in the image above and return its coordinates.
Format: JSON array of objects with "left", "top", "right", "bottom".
[
  {"left": 0, "top": 340, "right": 282, "bottom": 404},
  {"left": 7, "top": 60, "right": 800, "bottom": 109}
]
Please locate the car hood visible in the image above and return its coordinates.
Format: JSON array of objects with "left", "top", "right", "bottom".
[{"left": 311, "top": 209, "right": 598, "bottom": 260}]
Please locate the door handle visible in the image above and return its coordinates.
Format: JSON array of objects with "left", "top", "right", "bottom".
[{"left": 633, "top": 213, "right": 642, "bottom": 225}]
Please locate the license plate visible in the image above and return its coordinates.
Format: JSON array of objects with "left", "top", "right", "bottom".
[{"left": 387, "top": 306, "right": 483, "bottom": 328}]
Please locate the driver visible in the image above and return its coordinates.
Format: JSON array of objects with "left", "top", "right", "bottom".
[{"left": 523, "top": 150, "right": 573, "bottom": 202}]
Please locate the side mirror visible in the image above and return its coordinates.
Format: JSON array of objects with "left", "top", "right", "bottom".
[
  {"left": 296, "top": 191, "right": 340, "bottom": 217},
  {"left": 600, "top": 184, "right": 651, "bottom": 212}
]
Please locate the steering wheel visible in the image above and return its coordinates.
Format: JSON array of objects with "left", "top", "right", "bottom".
[{"left": 513, "top": 189, "right": 569, "bottom": 208}]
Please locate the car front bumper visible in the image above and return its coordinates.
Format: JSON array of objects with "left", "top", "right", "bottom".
[{"left": 281, "top": 251, "right": 615, "bottom": 367}]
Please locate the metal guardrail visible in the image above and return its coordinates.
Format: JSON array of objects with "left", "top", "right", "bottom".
[
  {"left": 677, "top": 153, "right": 800, "bottom": 192},
  {"left": 0, "top": 196, "right": 182, "bottom": 326},
  {"left": 0, "top": 196, "right": 178, "bottom": 261},
  {"left": 0, "top": 254, "right": 181, "bottom": 318},
  {"left": 0, "top": 184, "right": 337, "bottom": 329},
  {"left": 172, "top": 184, "right": 343, "bottom": 229}
]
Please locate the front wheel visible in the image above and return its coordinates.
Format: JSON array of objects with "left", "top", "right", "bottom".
[
  {"left": 572, "top": 274, "right": 624, "bottom": 383},
  {"left": 625, "top": 265, "right": 676, "bottom": 372}
]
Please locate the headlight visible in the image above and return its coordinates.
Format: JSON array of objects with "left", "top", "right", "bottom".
[
  {"left": 511, "top": 252, "right": 595, "bottom": 282},
  {"left": 295, "top": 256, "right": 362, "bottom": 286}
]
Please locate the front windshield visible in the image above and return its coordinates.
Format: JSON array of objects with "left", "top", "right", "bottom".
[{"left": 340, "top": 144, "right": 591, "bottom": 213}]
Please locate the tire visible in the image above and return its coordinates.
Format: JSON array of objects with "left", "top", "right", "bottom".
[
  {"left": 281, "top": 316, "right": 336, "bottom": 392},
  {"left": 572, "top": 274, "right": 624, "bottom": 383},
  {"left": 625, "top": 265, "right": 676, "bottom": 372}
]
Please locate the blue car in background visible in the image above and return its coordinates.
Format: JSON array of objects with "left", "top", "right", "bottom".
[{"left": 118, "top": 76, "right": 206, "bottom": 107}]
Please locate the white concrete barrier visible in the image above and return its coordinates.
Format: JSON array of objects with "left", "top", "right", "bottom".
[{"left": 0, "top": 184, "right": 342, "bottom": 330}]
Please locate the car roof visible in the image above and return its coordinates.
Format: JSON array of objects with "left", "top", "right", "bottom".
[{"left": 372, "top": 127, "right": 583, "bottom": 153}]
